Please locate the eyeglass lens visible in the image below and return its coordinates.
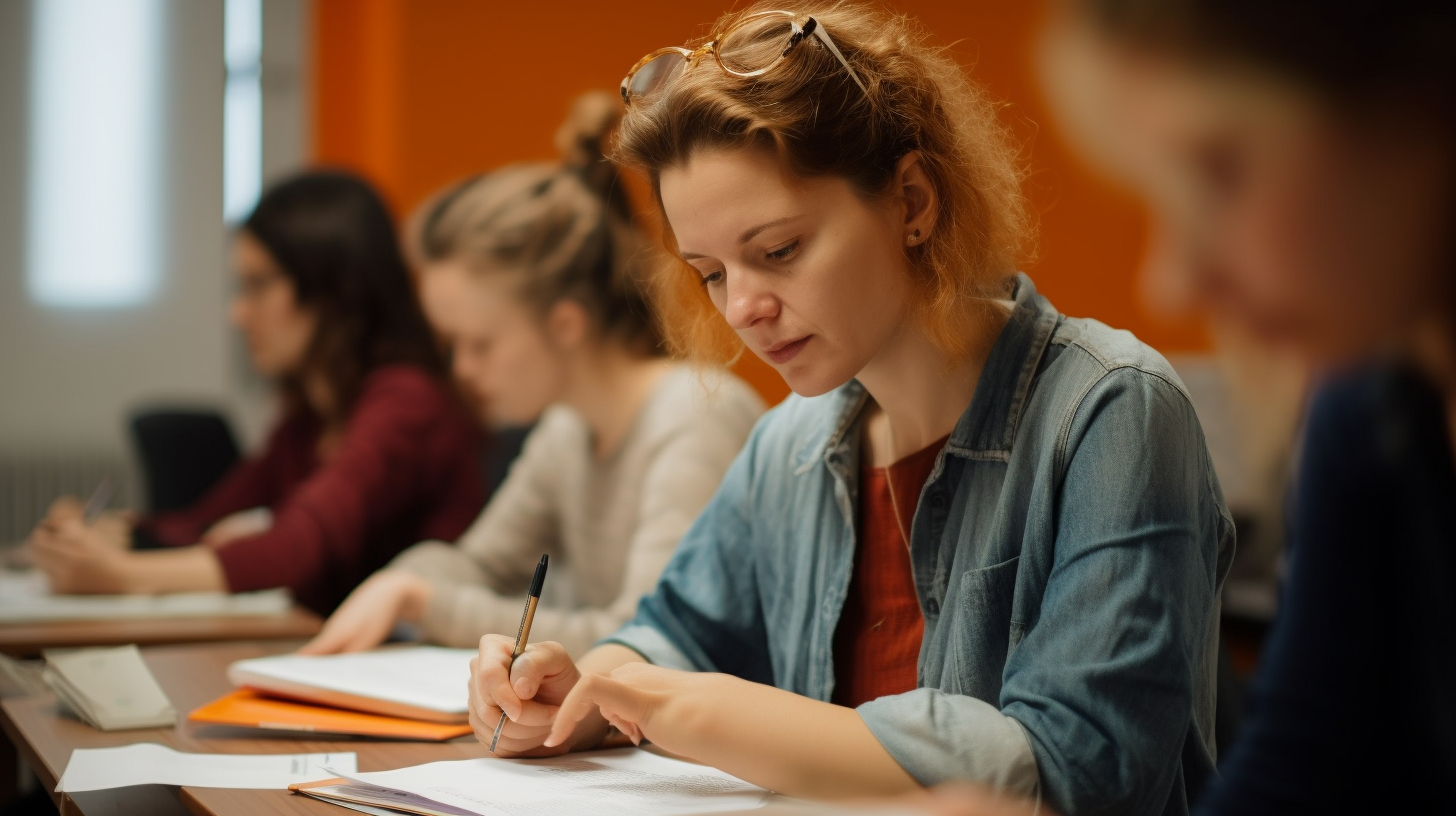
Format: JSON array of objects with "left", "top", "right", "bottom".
[
  {"left": 716, "top": 15, "right": 797, "bottom": 75},
  {"left": 628, "top": 51, "right": 687, "bottom": 103}
]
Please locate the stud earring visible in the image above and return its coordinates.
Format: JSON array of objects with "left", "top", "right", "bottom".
[{"left": 907, "top": 229, "right": 921, "bottom": 245}]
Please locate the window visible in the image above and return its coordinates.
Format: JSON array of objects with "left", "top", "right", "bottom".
[
  {"left": 224, "top": 0, "right": 262, "bottom": 224},
  {"left": 27, "top": 0, "right": 164, "bottom": 308}
]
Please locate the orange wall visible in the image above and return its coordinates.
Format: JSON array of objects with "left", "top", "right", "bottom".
[{"left": 312, "top": 0, "right": 1207, "bottom": 405}]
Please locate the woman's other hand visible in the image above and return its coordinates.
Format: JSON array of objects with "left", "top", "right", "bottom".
[
  {"left": 297, "top": 570, "right": 432, "bottom": 655},
  {"left": 546, "top": 661, "right": 725, "bottom": 756}
]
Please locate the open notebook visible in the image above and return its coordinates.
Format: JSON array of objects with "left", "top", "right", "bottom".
[
  {"left": 227, "top": 646, "right": 475, "bottom": 724},
  {"left": 290, "top": 748, "right": 772, "bottom": 815}
]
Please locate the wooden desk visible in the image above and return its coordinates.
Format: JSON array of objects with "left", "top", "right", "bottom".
[
  {"left": 0, "top": 606, "right": 322, "bottom": 658},
  {"left": 1, "top": 640, "right": 489, "bottom": 815}
]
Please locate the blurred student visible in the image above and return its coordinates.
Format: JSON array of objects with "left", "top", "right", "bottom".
[
  {"left": 299, "top": 93, "right": 764, "bottom": 658},
  {"left": 465, "top": 5, "right": 1233, "bottom": 813},
  {"left": 29, "top": 171, "right": 485, "bottom": 616},
  {"left": 1034, "top": 1, "right": 1456, "bottom": 813}
]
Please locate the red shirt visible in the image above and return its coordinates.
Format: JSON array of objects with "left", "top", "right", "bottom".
[
  {"left": 138, "top": 365, "right": 484, "bottom": 615},
  {"left": 832, "top": 434, "right": 948, "bottom": 708}
]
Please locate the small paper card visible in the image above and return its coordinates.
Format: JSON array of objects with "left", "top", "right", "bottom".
[{"left": 42, "top": 644, "right": 176, "bottom": 730}]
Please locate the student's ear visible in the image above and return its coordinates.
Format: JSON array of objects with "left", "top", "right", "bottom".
[
  {"left": 545, "top": 299, "right": 591, "bottom": 351},
  {"left": 894, "top": 151, "right": 940, "bottom": 246}
]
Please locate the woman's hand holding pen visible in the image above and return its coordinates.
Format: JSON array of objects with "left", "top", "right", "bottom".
[
  {"left": 467, "top": 639, "right": 652, "bottom": 757},
  {"left": 33, "top": 495, "right": 134, "bottom": 552},
  {"left": 468, "top": 637, "right": 590, "bottom": 757},
  {"left": 28, "top": 518, "right": 135, "bottom": 593}
]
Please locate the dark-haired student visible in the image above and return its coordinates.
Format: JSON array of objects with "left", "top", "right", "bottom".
[
  {"left": 29, "top": 171, "right": 485, "bottom": 616},
  {"left": 465, "top": 5, "right": 1233, "bottom": 815}
]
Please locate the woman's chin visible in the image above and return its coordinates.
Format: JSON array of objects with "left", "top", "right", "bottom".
[{"left": 775, "top": 363, "right": 857, "bottom": 399}]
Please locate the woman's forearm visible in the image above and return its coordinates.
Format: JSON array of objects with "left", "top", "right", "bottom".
[
  {"left": 660, "top": 675, "right": 919, "bottom": 800},
  {"left": 124, "top": 546, "right": 228, "bottom": 594}
]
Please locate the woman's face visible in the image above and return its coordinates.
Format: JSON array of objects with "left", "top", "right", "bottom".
[
  {"left": 1043, "top": 21, "right": 1452, "bottom": 368},
  {"left": 660, "top": 146, "right": 914, "bottom": 397},
  {"left": 228, "top": 232, "right": 317, "bottom": 378},
  {"left": 419, "top": 261, "right": 567, "bottom": 426}
]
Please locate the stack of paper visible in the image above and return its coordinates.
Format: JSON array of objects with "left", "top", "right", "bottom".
[
  {"left": 291, "top": 748, "right": 773, "bottom": 815},
  {"left": 186, "top": 646, "right": 477, "bottom": 740},
  {"left": 43, "top": 645, "right": 176, "bottom": 730}
]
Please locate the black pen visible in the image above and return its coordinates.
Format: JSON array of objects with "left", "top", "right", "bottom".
[{"left": 490, "top": 553, "right": 548, "bottom": 753}]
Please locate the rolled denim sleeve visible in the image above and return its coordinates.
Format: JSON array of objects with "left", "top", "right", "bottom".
[
  {"left": 859, "top": 691, "right": 1041, "bottom": 793},
  {"left": 1006, "top": 367, "right": 1225, "bottom": 815},
  {"left": 600, "top": 421, "right": 776, "bottom": 685}
]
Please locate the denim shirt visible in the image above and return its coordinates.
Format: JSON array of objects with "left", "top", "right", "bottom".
[{"left": 606, "top": 274, "right": 1235, "bottom": 816}]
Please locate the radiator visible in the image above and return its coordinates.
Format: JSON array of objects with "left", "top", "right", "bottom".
[{"left": 0, "top": 454, "right": 139, "bottom": 545}]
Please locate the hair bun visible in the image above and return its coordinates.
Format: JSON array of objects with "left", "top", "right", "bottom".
[
  {"left": 555, "top": 91, "right": 623, "bottom": 169},
  {"left": 554, "top": 90, "right": 629, "bottom": 216}
]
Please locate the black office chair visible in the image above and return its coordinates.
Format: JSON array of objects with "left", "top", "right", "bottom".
[
  {"left": 481, "top": 424, "right": 532, "bottom": 496},
  {"left": 129, "top": 408, "right": 242, "bottom": 514}
]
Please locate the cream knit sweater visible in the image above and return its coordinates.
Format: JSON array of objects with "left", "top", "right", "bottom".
[{"left": 388, "top": 364, "right": 765, "bottom": 656}]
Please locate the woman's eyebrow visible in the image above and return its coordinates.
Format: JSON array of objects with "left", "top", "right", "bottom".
[
  {"left": 680, "top": 215, "right": 807, "bottom": 261},
  {"left": 738, "top": 215, "right": 804, "bottom": 245}
]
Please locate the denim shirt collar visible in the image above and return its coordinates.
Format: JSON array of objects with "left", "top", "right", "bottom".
[{"left": 792, "top": 273, "right": 1057, "bottom": 471}]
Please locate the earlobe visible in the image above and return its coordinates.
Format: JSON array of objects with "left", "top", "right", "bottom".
[
  {"left": 896, "top": 151, "right": 940, "bottom": 244},
  {"left": 547, "top": 300, "right": 591, "bottom": 349}
]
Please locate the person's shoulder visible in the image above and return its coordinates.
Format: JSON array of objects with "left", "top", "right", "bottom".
[
  {"left": 1046, "top": 315, "right": 1186, "bottom": 395},
  {"left": 653, "top": 364, "right": 767, "bottom": 417},
  {"left": 349, "top": 364, "right": 471, "bottom": 433},
  {"left": 1304, "top": 363, "right": 1439, "bottom": 463},
  {"left": 357, "top": 363, "right": 449, "bottom": 403}
]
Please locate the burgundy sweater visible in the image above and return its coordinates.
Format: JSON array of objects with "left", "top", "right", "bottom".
[{"left": 138, "top": 365, "right": 484, "bottom": 615}]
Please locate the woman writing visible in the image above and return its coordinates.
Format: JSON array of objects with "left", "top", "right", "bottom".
[
  {"left": 467, "top": 6, "right": 1233, "bottom": 815},
  {"left": 29, "top": 172, "right": 484, "bottom": 616},
  {"left": 299, "top": 93, "right": 764, "bottom": 657}
]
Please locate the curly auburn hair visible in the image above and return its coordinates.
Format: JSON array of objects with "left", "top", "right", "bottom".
[{"left": 612, "top": 0, "right": 1031, "bottom": 365}]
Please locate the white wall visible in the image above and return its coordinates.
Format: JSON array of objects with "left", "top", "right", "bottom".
[{"left": 0, "top": 0, "right": 308, "bottom": 533}]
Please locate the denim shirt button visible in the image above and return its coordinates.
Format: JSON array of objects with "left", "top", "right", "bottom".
[{"left": 925, "top": 597, "right": 940, "bottom": 616}]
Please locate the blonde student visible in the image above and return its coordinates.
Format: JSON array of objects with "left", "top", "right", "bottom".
[
  {"left": 466, "top": 5, "right": 1233, "bottom": 815},
  {"left": 301, "top": 93, "right": 764, "bottom": 658}
]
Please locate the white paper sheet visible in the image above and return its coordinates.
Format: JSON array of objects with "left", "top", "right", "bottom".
[
  {"left": 56, "top": 743, "right": 357, "bottom": 792},
  {"left": 321, "top": 748, "right": 770, "bottom": 815},
  {"left": 0, "top": 570, "right": 291, "bottom": 622}
]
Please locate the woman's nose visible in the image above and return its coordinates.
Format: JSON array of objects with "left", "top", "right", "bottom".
[{"left": 723, "top": 270, "right": 780, "bottom": 330}]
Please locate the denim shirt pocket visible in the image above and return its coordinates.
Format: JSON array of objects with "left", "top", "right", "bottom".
[{"left": 946, "top": 555, "right": 1023, "bottom": 701}]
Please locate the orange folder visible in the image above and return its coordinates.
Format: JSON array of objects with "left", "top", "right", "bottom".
[{"left": 188, "top": 689, "right": 473, "bottom": 741}]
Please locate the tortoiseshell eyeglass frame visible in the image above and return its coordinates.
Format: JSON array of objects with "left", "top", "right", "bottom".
[{"left": 619, "top": 9, "right": 869, "bottom": 106}]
